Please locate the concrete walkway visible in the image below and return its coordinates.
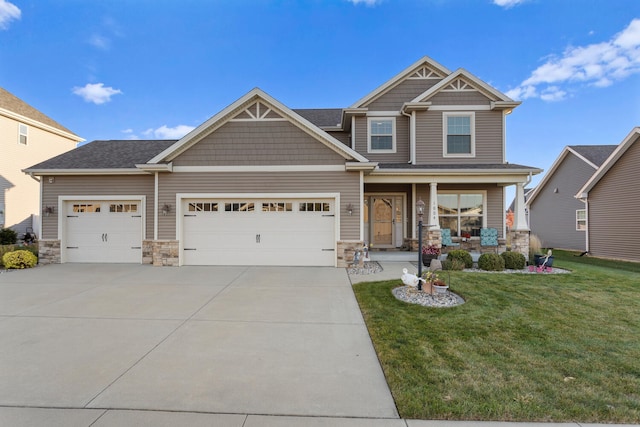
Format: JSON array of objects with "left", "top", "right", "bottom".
[{"left": 0, "top": 264, "right": 636, "bottom": 426}]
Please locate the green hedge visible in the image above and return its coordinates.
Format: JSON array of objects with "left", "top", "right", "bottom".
[
  {"left": 446, "top": 249, "right": 473, "bottom": 268},
  {"left": 478, "top": 253, "right": 505, "bottom": 271},
  {"left": 501, "top": 251, "right": 526, "bottom": 269}
]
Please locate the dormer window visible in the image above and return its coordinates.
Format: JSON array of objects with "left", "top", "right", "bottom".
[
  {"left": 368, "top": 117, "right": 396, "bottom": 153},
  {"left": 443, "top": 112, "right": 475, "bottom": 157},
  {"left": 19, "top": 123, "right": 28, "bottom": 145}
]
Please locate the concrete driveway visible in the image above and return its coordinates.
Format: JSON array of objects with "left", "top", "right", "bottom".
[{"left": 0, "top": 264, "right": 398, "bottom": 422}]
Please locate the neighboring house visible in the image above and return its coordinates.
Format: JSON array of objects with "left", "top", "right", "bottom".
[
  {"left": 526, "top": 144, "right": 616, "bottom": 250},
  {"left": 576, "top": 127, "right": 640, "bottom": 263},
  {"left": 0, "top": 87, "right": 83, "bottom": 236},
  {"left": 24, "top": 57, "right": 540, "bottom": 267}
]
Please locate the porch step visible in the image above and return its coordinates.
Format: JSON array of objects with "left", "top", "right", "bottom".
[{"left": 368, "top": 251, "right": 482, "bottom": 263}]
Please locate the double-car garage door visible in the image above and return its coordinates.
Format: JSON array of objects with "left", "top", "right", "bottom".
[{"left": 181, "top": 198, "right": 336, "bottom": 266}]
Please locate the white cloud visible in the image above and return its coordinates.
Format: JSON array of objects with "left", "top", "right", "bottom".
[
  {"left": 144, "top": 125, "right": 195, "bottom": 139},
  {"left": 89, "top": 34, "right": 111, "bottom": 50},
  {"left": 0, "top": 0, "right": 20, "bottom": 30},
  {"left": 346, "top": 0, "right": 382, "bottom": 6},
  {"left": 72, "top": 83, "right": 122, "bottom": 104},
  {"left": 493, "top": 0, "right": 527, "bottom": 8},
  {"left": 506, "top": 18, "right": 640, "bottom": 101}
]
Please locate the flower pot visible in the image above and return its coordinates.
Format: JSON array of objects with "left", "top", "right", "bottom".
[
  {"left": 422, "top": 254, "right": 438, "bottom": 266},
  {"left": 432, "top": 284, "right": 449, "bottom": 295}
]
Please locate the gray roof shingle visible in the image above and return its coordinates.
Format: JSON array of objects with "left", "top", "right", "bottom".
[
  {"left": 293, "top": 109, "right": 343, "bottom": 127},
  {"left": 570, "top": 145, "right": 617, "bottom": 167},
  {"left": 25, "top": 139, "right": 176, "bottom": 170}
]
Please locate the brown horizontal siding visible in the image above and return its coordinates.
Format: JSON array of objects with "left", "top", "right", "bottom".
[
  {"left": 588, "top": 136, "right": 640, "bottom": 262},
  {"left": 429, "top": 91, "right": 492, "bottom": 105},
  {"left": 415, "top": 110, "right": 503, "bottom": 164},
  {"left": 157, "top": 171, "right": 361, "bottom": 241},
  {"left": 366, "top": 79, "right": 441, "bottom": 111},
  {"left": 528, "top": 154, "right": 593, "bottom": 250},
  {"left": 353, "top": 115, "right": 409, "bottom": 163},
  {"left": 173, "top": 121, "right": 345, "bottom": 166},
  {"left": 41, "top": 175, "right": 155, "bottom": 239}
]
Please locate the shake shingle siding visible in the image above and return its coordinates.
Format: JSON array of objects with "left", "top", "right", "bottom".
[
  {"left": 428, "top": 91, "right": 492, "bottom": 105},
  {"left": 528, "top": 153, "right": 594, "bottom": 250},
  {"left": 366, "top": 79, "right": 441, "bottom": 111},
  {"left": 588, "top": 135, "right": 640, "bottom": 262},
  {"left": 172, "top": 121, "right": 346, "bottom": 166}
]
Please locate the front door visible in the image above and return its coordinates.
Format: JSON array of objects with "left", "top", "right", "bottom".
[{"left": 365, "top": 195, "right": 404, "bottom": 248}]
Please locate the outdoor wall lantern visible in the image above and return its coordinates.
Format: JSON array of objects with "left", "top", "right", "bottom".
[
  {"left": 416, "top": 199, "right": 426, "bottom": 290},
  {"left": 161, "top": 203, "right": 172, "bottom": 216},
  {"left": 43, "top": 206, "right": 55, "bottom": 217},
  {"left": 346, "top": 203, "right": 354, "bottom": 216}
]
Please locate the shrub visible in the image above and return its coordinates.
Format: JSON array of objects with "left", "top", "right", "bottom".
[
  {"left": 442, "top": 257, "right": 465, "bottom": 271},
  {"left": 446, "top": 249, "right": 473, "bottom": 268},
  {"left": 478, "top": 253, "right": 505, "bottom": 271},
  {"left": 2, "top": 250, "right": 38, "bottom": 269},
  {"left": 501, "top": 251, "right": 526, "bottom": 269},
  {"left": 0, "top": 228, "right": 17, "bottom": 245}
]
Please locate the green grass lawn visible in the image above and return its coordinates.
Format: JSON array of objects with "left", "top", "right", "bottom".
[{"left": 353, "top": 251, "right": 640, "bottom": 423}]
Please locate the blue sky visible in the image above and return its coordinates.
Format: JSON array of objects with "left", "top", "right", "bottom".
[{"left": 1, "top": 0, "right": 639, "bottom": 203}]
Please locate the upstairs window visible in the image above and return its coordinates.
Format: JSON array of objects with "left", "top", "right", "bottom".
[
  {"left": 368, "top": 117, "right": 395, "bottom": 153},
  {"left": 443, "top": 112, "right": 474, "bottom": 157},
  {"left": 19, "top": 123, "right": 28, "bottom": 145}
]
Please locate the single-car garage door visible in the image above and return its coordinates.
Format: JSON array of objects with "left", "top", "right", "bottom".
[
  {"left": 64, "top": 200, "right": 143, "bottom": 263},
  {"left": 182, "top": 198, "right": 336, "bottom": 266}
]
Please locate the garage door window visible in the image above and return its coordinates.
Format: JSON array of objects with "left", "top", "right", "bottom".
[
  {"left": 110, "top": 203, "right": 138, "bottom": 213},
  {"left": 299, "top": 202, "right": 330, "bottom": 212},
  {"left": 225, "top": 202, "right": 255, "bottom": 212},
  {"left": 262, "top": 202, "right": 293, "bottom": 212},
  {"left": 189, "top": 202, "right": 218, "bottom": 212},
  {"left": 73, "top": 203, "right": 101, "bottom": 213}
]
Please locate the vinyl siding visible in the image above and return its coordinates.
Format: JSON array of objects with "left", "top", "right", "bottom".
[
  {"left": 40, "top": 175, "right": 155, "bottom": 240},
  {"left": 157, "top": 171, "right": 361, "bottom": 241},
  {"left": 415, "top": 110, "right": 503, "bottom": 164},
  {"left": 173, "top": 121, "right": 346, "bottom": 166},
  {"left": 528, "top": 153, "right": 594, "bottom": 250},
  {"left": 588, "top": 135, "right": 640, "bottom": 262},
  {"left": 428, "top": 90, "right": 492, "bottom": 106},
  {"left": 366, "top": 79, "right": 441, "bottom": 111},
  {"left": 353, "top": 115, "right": 409, "bottom": 163}
]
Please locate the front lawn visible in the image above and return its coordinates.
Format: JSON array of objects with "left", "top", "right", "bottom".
[{"left": 353, "top": 253, "right": 640, "bottom": 422}]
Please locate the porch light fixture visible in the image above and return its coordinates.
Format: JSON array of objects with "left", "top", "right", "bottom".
[
  {"left": 43, "top": 206, "right": 55, "bottom": 217},
  {"left": 346, "top": 203, "right": 354, "bottom": 216},
  {"left": 416, "top": 199, "right": 425, "bottom": 290},
  {"left": 161, "top": 203, "right": 171, "bottom": 216}
]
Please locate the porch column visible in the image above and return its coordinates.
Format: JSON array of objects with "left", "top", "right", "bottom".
[
  {"left": 429, "top": 182, "right": 440, "bottom": 229},
  {"left": 513, "top": 182, "right": 529, "bottom": 231}
]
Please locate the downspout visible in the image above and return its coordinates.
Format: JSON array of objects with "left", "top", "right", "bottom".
[
  {"left": 401, "top": 109, "right": 415, "bottom": 164},
  {"left": 154, "top": 172, "right": 159, "bottom": 241},
  {"left": 584, "top": 198, "right": 589, "bottom": 254}
]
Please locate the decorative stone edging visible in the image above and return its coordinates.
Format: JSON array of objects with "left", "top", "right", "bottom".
[{"left": 392, "top": 286, "right": 465, "bottom": 308}]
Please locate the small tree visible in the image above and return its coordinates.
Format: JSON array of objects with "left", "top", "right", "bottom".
[{"left": 0, "top": 228, "right": 18, "bottom": 245}]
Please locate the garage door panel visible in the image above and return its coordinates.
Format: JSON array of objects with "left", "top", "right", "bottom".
[{"left": 182, "top": 198, "right": 336, "bottom": 266}]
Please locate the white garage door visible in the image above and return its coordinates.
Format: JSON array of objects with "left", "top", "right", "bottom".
[
  {"left": 182, "top": 198, "right": 336, "bottom": 266},
  {"left": 64, "top": 201, "right": 143, "bottom": 263}
]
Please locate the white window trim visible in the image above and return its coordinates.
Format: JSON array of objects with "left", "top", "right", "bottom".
[
  {"left": 442, "top": 112, "right": 475, "bottom": 158},
  {"left": 18, "top": 123, "right": 28, "bottom": 145},
  {"left": 437, "top": 190, "right": 487, "bottom": 235},
  {"left": 576, "top": 209, "right": 587, "bottom": 231},
  {"left": 367, "top": 117, "right": 396, "bottom": 153}
]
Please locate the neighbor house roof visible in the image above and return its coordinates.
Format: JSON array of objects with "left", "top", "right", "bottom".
[
  {"left": 23, "top": 140, "right": 177, "bottom": 173},
  {"left": 526, "top": 144, "right": 617, "bottom": 206},
  {"left": 577, "top": 127, "right": 640, "bottom": 198},
  {"left": 0, "top": 87, "right": 82, "bottom": 140}
]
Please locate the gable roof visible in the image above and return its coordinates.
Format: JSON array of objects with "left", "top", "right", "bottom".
[
  {"left": 149, "top": 88, "right": 368, "bottom": 164},
  {"left": 24, "top": 140, "right": 176, "bottom": 173},
  {"left": 526, "top": 144, "right": 617, "bottom": 206},
  {"left": 411, "top": 68, "right": 519, "bottom": 109},
  {"left": 0, "top": 87, "right": 83, "bottom": 141},
  {"left": 577, "top": 127, "right": 640, "bottom": 198},
  {"left": 349, "top": 56, "right": 452, "bottom": 109}
]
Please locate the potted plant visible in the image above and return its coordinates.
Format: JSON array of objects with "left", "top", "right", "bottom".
[
  {"left": 422, "top": 270, "right": 449, "bottom": 294},
  {"left": 421, "top": 244, "right": 441, "bottom": 266}
]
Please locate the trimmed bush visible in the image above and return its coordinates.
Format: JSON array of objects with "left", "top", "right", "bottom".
[
  {"left": 442, "top": 257, "right": 465, "bottom": 271},
  {"left": 2, "top": 250, "right": 38, "bottom": 269},
  {"left": 0, "top": 228, "right": 17, "bottom": 245},
  {"left": 478, "top": 253, "right": 505, "bottom": 271},
  {"left": 501, "top": 251, "right": 526, "bottom": 269},
  {"left": 446, "top": 249, "right": 473, "bottom": 269}
]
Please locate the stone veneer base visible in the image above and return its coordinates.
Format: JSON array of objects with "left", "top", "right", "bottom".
[
  {"left": 337, "top": 240, "right": 365, "bottom": 268},
  {"left": 143, "top": 240, "right": 179, "bottom": 267},
  {"left": 37, "top": 239, "right": 61, "bottom": 265}
]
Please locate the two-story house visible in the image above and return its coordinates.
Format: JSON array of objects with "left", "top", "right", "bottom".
[
  {"left": 24, "top": 57, "right": 540, "bottom": 266},
  {"left": 1, "top": 87, "right": 83, "bottom": 236}
]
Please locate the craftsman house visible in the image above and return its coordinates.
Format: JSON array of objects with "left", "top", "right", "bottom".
[
  {"left": 1, "top": 87, "right": 83, "bottom": 236},
  {"left": 24, "top": 57, "right": 540, "bottom": 267},
  {"left": 526, "top": 145, "right": 616, "bottom": 250}
]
